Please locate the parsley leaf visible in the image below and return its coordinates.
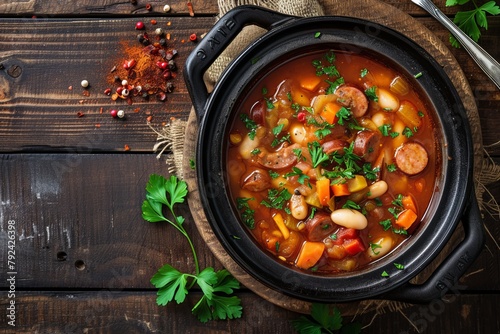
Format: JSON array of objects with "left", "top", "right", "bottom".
[
  {"left": 308, "top": 141, "right": 330, "bottom": 168},
  {"left": 365, "top": 86, "right": 379, "bottom": 102},
  {"left": 236, "top": 197, "right": 256, "bottom": 229},
  {"left": 261, "top": 188, "right": 292, "bottom": 210},
  {"left": 447, "top": 0, "right": 500, "bottom": 48},
  {"left": 142, "top": 174, "right": 242, "bottom": 322},
  {"left": 291, "top": 304, "right": 361, "bottom": 334},
  {"left": 191, "top": 269, "right": 242, "bottom": 322},
  {"left": 240, "top": 113, "right": 258, "bottom": 140}
]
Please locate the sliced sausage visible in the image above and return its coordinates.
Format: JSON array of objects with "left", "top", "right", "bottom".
[
  {"left": 336, "top": 85, "right": 369, "bottom": 117},
  {"left": 305, "top": 212, "right": 337, "bottom": 242},
  {"left": 241, "top": 168, "right": 272, "bottom": 192},
  {"left": 322, "top": 139, "right": 349, "bottom": 155},
  {"left": 395, "top": 142, "right": 429, "bottom": 175},
  {"left": 257, "top": 143, "right": 300, "bottom": 170},
  {"left": 250, "top": 100, "right": 265, "bottom": 126},
  {"left": 353, "top": 130, "right": 382, "bottom": 162}
]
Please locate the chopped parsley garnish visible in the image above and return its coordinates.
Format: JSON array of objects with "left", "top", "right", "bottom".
[
  {"left": 418, "top": 110, "right": 425, "bottom": 118},
  {"left": 261, "top": 188, "right": 292, "bottom": 210},
  {"left": 314, "top": 31, "right": 321, "bottom": 38},
  {"left": 370, "top": 242, "right": 382, "bottom": 255},
  {"left": 251, "top": 148, "right": 261, "bottom": 155},
  {"left": 393, "top": 228, "right": 408, "bottom": 235},
  {"left": 269, "top": 170, "right": 280, "bottom": 179},
  {"left": 379, "top": 124, "right": 391, "bottom": 137},
  {"left": 387, "top": 164, "right": 397, "bottom": 172},
  {"left": 272, "top": 123, "right": 284, "bottom": 137},
  {"left": 314, "top": 128, "right": 332, "bottom": 140},
  {"left": 308, "top": 141, "right": 330, "bottom": 168},
  {"left": 365, "top": 86, "right": 379, "bottom": 102},
  {"left": 293, "top": 148, "right": 306, "bottom": 161},
  {"left": 343, "top": 200, "right": 361, "bottom": 210},
  {"left": 360, "top": 68, "right": 369, "bottom": 78},
  {"left": 414, "top": 72, "right": 423, "bottom": 79},
  {"left": 275, "top": 241, "right": 280, "bottom": 252},
  {"left": 394, "top": 263, "right": 404, "bottom": 270},
  {"left": 390, "top": 131, "right": 400, "bottom": 138},
  {"left": 261, "top": 87, "right": 268, "bottom": 95},
  {"left": 379, "top": 219, "right": 392, "bottom": 231},
  {"left": 236, "top": 197, "right": 256, "bottom": 229},
  {"left": 403, "top": 126, "right": 415, "bottom": 138},
  {"left": 392, "top": 194, "right": 404, "bottom": 207},
  {"left": 325, "top": 77, "right": 345, "bottom": 94},
  {"left": 239, "top": 113, "right": 258, "bottom": 140},
  {"left": 335, "top": 107, "right": 351, "bottom": 126},
  {"left": 381, "top": 270, "right": 389, "bottom": 277},
  {"left": 284, "top": 167, "right": 310, "bottom": 185},
  {"left": 312, "top": 51, "right": 340, "bottom": 78},
  {"left": 329, "top": 233, "right": 338, "bottom": 240},
  {"left": 309, "top": 207, "right": 317, "bottom": 219},
  {"left": 264, "top": 97, "right": 275, "bottom": 110},
  {"left": 363, "top": 163, "right": 380, "bottom": 181}
]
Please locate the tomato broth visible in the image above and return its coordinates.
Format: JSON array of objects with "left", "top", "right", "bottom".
[{"left": 226, "top": 50, "right": 439, "bottom": 273}]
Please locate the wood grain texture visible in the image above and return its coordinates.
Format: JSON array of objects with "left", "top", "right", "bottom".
[
  {"left": 1, "top": 292, "right": 499, "bottom": 333},
  {"left": 0, "top": 17, "right": 215, "bottom": 152},
  {"left": 0, "top": 0, "right": 219, "bottom": 16},
  {"left": 0, "top": 154, "right": 223, "bottom": 289}
]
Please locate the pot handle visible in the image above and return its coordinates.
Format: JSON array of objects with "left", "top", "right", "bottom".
[
  {"left": 387, "top": 191, "right": 485, "bottom": 303},
  {"left": 183, "top": 5, "right": 295, "bottom": 119}
]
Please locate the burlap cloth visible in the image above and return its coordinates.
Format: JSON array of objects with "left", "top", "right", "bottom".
[{"left": 153, "top": 0, "right": 500, "bottom": 320}]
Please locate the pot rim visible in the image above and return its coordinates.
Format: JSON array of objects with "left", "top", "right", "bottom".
[{"left": 192, "top": 13, "right": 475, "bottom": 303}]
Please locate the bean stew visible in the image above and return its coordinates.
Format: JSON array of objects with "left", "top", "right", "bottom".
[{"left": 226, "top": 50, "right": 440, "bottom": 273}]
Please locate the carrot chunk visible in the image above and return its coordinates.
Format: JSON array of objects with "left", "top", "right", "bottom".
[
  {"left": 402, "top": 195, "right": 417, "bottom": 214},
  {"left": 331, "top": 182, "right": 351, "bottom": 197},
  {"left": 300, "top": 76, "right": 322, "bottom": 91},
  {"left": 295, "top": 241, "right": 325, "bottom": 269},
  {"left": 395, "top": 209, "right": 418, "bottom": 230},
  {"left": 316, "top": 178, "right": 331, "bottom": 206},
  {"left": 343, "top": 238, "right": 365, "bottom": 256},
  {"left": 320, "top": 101, "right": 341, "bottom": 124}
]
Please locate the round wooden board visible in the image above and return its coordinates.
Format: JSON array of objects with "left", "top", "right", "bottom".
[{"left": 183, "top": 0, "right": 480, "bottom": 314}]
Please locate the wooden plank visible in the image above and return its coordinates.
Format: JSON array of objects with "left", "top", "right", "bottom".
[
  {"left": 0, "top": 0, "right": 475, "bottom": 17},
  {"left": 0, "top": 0, "right": 219, "bottom": 16},
  {"left": 0, "top": 154, "right": 498, "bottom": 291},
  {"left": 0, "top": 17, "right": 215, "bottom": 152},
  {"left": 1, "top": 291, "right": 499, "bottom": 333},
  {"left": 0, "top": 153, "right": 223, "bottom": 289}
]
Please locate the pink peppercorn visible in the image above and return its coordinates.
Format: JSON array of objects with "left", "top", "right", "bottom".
[
  {"left": 297, "top": 111, "right": 307, "bottom": 123},
  {"left": 135, "top": 21, "right": 145, "bottom": 30},
  {"left": 189, "top": 33, "right": 197, "bottom": 42},
  {"left": 110, "top": 109, "right": 118, "bottom": 118}
]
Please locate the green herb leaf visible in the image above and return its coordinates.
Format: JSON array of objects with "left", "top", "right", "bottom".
[
  {"left": 192, "top": 269, "right": 242, "bottom": 322},
  {"left": 370, "top": 242, "right": 382, "bottom": 255},
  {"left": 261, "top": 188, "right": 292, "bottom": 210},
  {"left": 381, "top": 270, "right": 389, "bottom": 277},
  {"left": 343, "top": 200, "right": 361, "bottom": 210},
  {"left": 308, "top": 141, "right": 330, "bottom": 168},
  {"left": 365, "top": 86, "right": 379, "bottom": 102},
  {"left": 360, "top": 68, "right": 369, "bottom": 78},
  {"left": 236, "top": 197, "right": 256, "bottom": 229},
  {"left": 240, "top": 113, "right": 258, "bottom": 140},
  {"left": 314, "top": 31, "right": 322, "bottom": 38},
  {"left": 394, "top": 263, "right": 405, "bottom": 270},
  {"left": 151, "top": 264, "right": 189, "bottom": 305},
  {"left": 448, "top": 1, "right": 500, "bottom": 48},
  {"left": 379, "top": 219, "right": 392, "bottom": 231}
]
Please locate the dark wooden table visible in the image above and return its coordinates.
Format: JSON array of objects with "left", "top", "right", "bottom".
[{"left": 0, "top": 1, "right": 499, "bottom": 333}]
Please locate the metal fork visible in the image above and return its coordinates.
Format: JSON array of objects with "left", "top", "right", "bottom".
[{"left": 411, "top": 0, "right": 500, "bottom": 90}]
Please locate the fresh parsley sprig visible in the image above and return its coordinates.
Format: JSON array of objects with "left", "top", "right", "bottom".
[
  {"left": 142, "top": 174, "right": 242, "bottom": 322},
  {"left": 447, "top": 0, "right": 500, "bottom": 47},
  {"left": 291, "top": 303, "right": 362, "bottom": 334}
]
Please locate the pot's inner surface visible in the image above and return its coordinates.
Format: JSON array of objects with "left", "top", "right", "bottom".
[{"left": 224, "top": 49, "right": 442, "bottom": 275}]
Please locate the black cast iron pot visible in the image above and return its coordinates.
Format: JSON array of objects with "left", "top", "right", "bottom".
[{"left": 184, "top": 5, "right": 485, "bottom": 303}]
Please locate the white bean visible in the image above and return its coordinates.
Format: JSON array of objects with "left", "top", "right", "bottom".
[
  {"left": 367, "top": 181, "right": 388, "bottom": 199},
  {"left": 377, "top": 88, "right": 400, "bottom": 111},
  {"left": 289, "top": 123, "right": 306, "bottom": 144},
  {"left": 330, "top": 209, "right": 368, "bottom": 230},
  {"left": 290, "top": 194, "right": 308, "bottom": 220},
  {"left": 367, "top": 236, "right": 394, "bottom": 259},
  {"left": 372, "top": 111, "right": 392, "bottom": 128},
  {"left": 238, "top": 133, "right": 260, "bottom": 159}
]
